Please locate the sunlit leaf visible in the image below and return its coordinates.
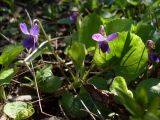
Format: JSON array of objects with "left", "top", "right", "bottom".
[
  {"left": 3, "top": 101, "right": 34, "bottom": 120},
  {"left": 127, "top": 0, "right": 140, "bottom": 6},
  {"left": 110, "top": 76, "right": 133, "bottom": 97},
  {"left": 151, "top": 83, "right": 160, "bottom": 94},
  {"left": 94, "top": 32, "right": 148, "bottom": 82}
]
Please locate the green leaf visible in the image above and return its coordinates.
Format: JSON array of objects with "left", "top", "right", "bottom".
[
  {"left": 115, "top": 0, "right": 128, "bottom": 8},
  {"left": 61, "top": 92, "right": 88, "bottom": 118},
  {"left": 82, "top": 0, "right": 99, "bottom": 11},
  {"left": 57, "top": 17, "right": 71, "bottom": 25},
  {"left": 144, "top": 113, "right": 160, "bottom": 120},
  {"left": 2, "top": 0, "right": 14, "bottom": 7},
  {"left": 37, "top": 64, "right": 62, "bottom": 93},
  {"left": 68, "top": 42, "right": 86, "bottom": 71},
  {"left": 78, "top": 13, "right": 102, "bottom": 48},
  {"left": 135, "top": 87, "right": 148, "bottom": 110},
  {"left": 3, "top": 101, "right": 34, "bottom": 120},
  {"left": 89, "top": 76, "right": 110, "bottom": 90},
  {"left": 127, "top": 0, "right": 140, "bottom": 6},
  {"left": 136, "top": 78, "right": 160, "bottom": 101},
  {"left": 110, "top": 76, "right": 133, "bottom": 97},
  {"left": 147, "top": 97, "right": 160, "bottom": 116},
  {"left": 115, "top": 89, "right": 144, "bottom": 117},
  {"left": 0, "top": 44, "right": 24, "bottom": 67},
  {"left": 0, "top": 68, "right": 14, "bottom": 85},
  {"left": 94, "top": 32, "right": 148, "bottom": 82},
  {"left": 88, "top": 71, "right": 115, "bottom": 89},
  {"left": 79, "top": 86, "right": 109, "bottom": 118},
  {"left": 132, "top": 22, "right": 155, "bottom": 42},
  {"left": 2, "top": 0, "right": 14, "bottom": 13},
  {"left": 105, "top": 19, "right": 133, "bottom": 34}
]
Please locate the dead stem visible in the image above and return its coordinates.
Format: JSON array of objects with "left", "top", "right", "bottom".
[{"left": 58, "top": 101, "right": 70, "bottom": 120}]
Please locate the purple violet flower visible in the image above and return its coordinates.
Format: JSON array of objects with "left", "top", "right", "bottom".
[
  {"left": 92, "top": 33, "right": 118, "bottom": 53},
  {"left": 20, "top": 23, "right": 39, "bottom": 49},
  {"left": 70, "top": 12, "right": 77, "bottom": 24},
  {"left": 69, "top": 7, "right": 79, "bottom": 24},
  {"left": 149, "top": 51, "right": 160, "bottom": 63}
]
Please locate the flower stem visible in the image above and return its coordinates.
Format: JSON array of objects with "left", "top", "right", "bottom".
[{"left": 34, "top": 19, "right": 75, "bottom": 80}]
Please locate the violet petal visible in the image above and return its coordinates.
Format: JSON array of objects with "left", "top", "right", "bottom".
[
  {"left": 70, "top": 13, "right": 77, "bottom": 24},
  {"left": 106, "top": 33, "right": 118, "bottom": 41},
  {"left": 149, "top": 52, "right": 159, "bottom": 63},
  {"left": 30, "top": 24, "right": 39, "bottom": 36},
  {"left": 99, "top": 41, "right": 110, "bottom": 53},
  {"left": 92, "top": 33, "right": 106, "bottom": 42},
  {"left": 22, "top": 35, "right": 35, "bottom": 49},
  {"left": 32, "top": 37, "right": 38, "bottom": 50},
  {"left": 20, "top": 23, "right": 29, "bottom": 35},
  {"left": 31, "top": 41, "right": 37, "bottom": 50}
]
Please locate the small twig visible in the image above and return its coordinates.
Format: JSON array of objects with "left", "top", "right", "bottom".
[
  {"left": 30, "top": 61, "right": 53, "bottom": 117},
  {"left": 78, "top": 78, "right": 105, "bottom": 120},
  {"left": 26, "top": 19, "right": 96, "bottom": 119},
  {"left": 82, "top": 62, "right": 95, "bottom": 80},
  {"left": 25, "top": 9, "right": 33, "bottom": 26},
  {"left": 66, "top": 79, "right": 96, "bottom": 120},
  {"left": 24, "top": 60, "right": 53, "bottom": 117},
  {"left": 24, "top": 36, "right": 66, "bottom": 62},
  {"left": 11, "top": 79, "right": 21, "bottom": 84},
  {"left": 65, "top": 61, "right": 73, "bottom": 65},
  {"left": 13, "top": 63, "right": 44, "bottom": 78},
  {"left": 0, "top": 33, "right": 15, "bottom": 44},
  {"left": 58, "top": 101, "right": 70, "bottom": 120},
  {"left": 80, "top": 109, "right": 98, "bottom": 117},
  {"left": 33, "top": 19, "right": 76, "bottom": 82},
  {"left": 0, "top": 33, "right": 10, "bottom": 42},
  {"left": 31, "top": 98, "right": 43, "bottom": 104},
  {"left": 55, "top": 39, "right": 58, "bottom": 50}
]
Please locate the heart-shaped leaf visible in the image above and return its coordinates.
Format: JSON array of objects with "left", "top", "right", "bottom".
[
  {"left": 110, "top": 76, "right": 133, "bottom": 97},
  {"left": 4, "top": 101, "right": 34, "bottom": 120},
  {"left": 94, "top": 32, "right": 148, "bottom": 82}
]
